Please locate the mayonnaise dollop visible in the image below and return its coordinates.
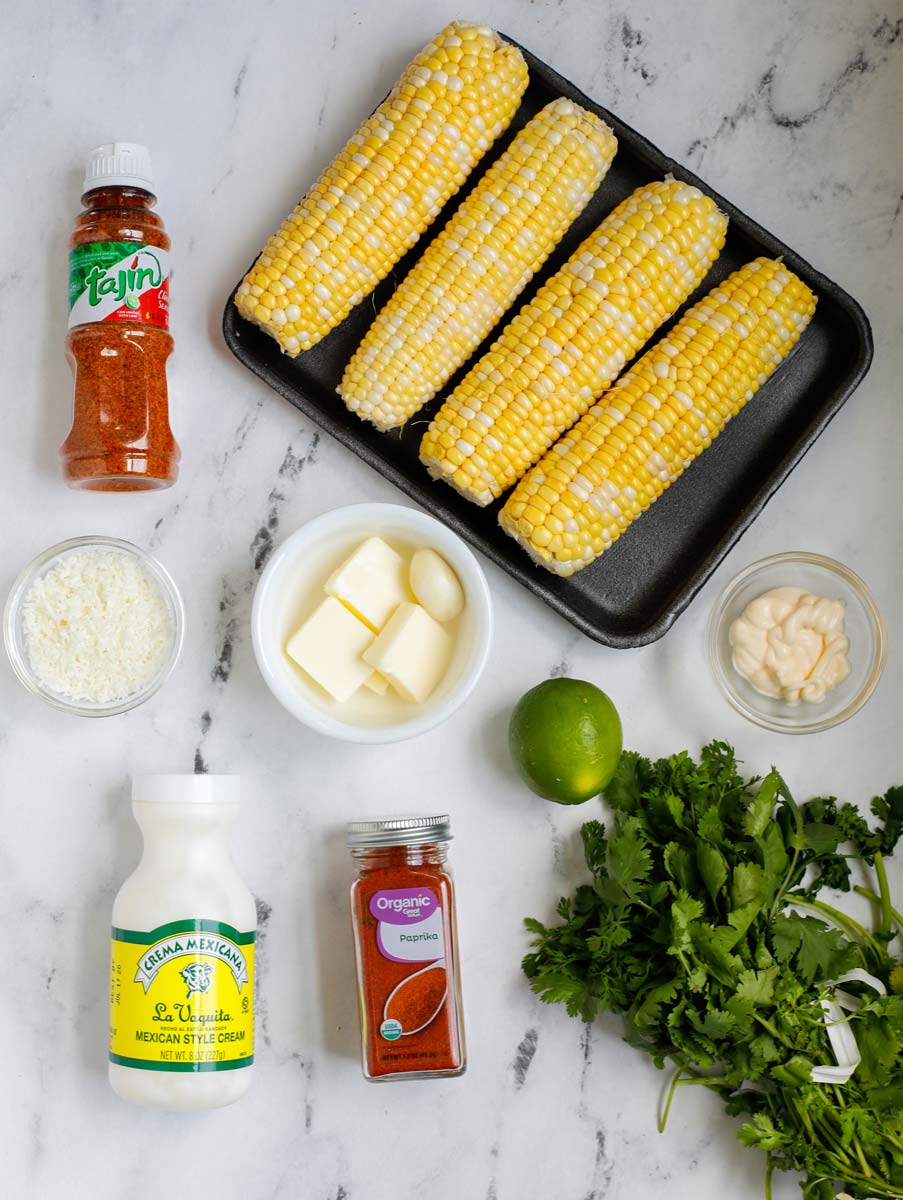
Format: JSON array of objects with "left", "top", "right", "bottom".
[{"left": 729, "top": 586, "right": 851, "bottom": 705}]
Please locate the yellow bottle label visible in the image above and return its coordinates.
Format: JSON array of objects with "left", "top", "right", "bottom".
[{"left": 109, "top": 919, "right": 255, "bottom": 1073}]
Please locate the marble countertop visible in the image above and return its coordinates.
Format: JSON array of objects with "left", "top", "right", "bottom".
[{"left": 2, "top": 1, "right": 902, "bottom": 1197}]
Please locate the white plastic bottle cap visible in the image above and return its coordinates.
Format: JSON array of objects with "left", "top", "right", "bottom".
[
  {"left": 84, "top": 142, "right": 154, "bottom": 193},
  {"left": 132, "top": 775, "right": 240, "bottom": 805}
]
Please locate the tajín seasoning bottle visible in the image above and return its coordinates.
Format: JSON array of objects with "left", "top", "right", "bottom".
[
  {"left": 348, "top": 814, "right": 466, "bottom": 1081},
  {"left": 62, "top": 142, "right": 179, "bottom": 490}
]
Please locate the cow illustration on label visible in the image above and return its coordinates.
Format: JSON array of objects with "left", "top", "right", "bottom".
[{"left": 180, "top": 961, "right": 214, "bottom": 998}]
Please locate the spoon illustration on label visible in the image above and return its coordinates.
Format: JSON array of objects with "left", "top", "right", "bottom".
[{"left": 382, "top": 960, "right": 448, "bottom": 1038}]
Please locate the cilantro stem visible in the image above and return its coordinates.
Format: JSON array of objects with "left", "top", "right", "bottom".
[
  {"left": 797, "top": 1101, "right": 818, "bottom": 1144},
  {"left": 853, "top": 884, "right": 903, "bottom": 937},
  {"left": 659, "top": 1064, "right": 734, "bottom": 1132},
  {"left": 764, "top": 1154, "right": 773, "bottom": 1200},
  {"left": 658, "top": 1065, "right": 682, "bottom": 1132},
  {"left": 874, "top": 852, "right": 893, "bottom": 936},
  {"left": 826, "top": 1168, "right": 902, "bottom": 1197},
  {"left": 812, "top": 1089, "right": 898, "bottom": 1180},
  {"left": 770, "top": 790, "right": 803, "bottom": 919},
  {"left": 811, "top": 1116, "right": 852, "bottom": 1168},
  {"left": 852, "top": 1133, "right": 873, "bottom": 1178}
]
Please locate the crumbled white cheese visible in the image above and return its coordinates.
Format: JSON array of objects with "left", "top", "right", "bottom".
[{"left": 22, "top": 550, "right": 172, "bottom": 703}]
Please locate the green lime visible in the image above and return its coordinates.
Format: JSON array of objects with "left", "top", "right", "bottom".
[
  {"left": 125, "top": 293, "right": 140, "bottom": 309},
  {"left": 508, "top": 677, "right": 622, "bottom": 805}
]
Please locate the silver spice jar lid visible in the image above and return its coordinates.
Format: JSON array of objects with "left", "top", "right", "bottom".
[{"left": 347, "top": 814, "right": 452, "bottom": 848}]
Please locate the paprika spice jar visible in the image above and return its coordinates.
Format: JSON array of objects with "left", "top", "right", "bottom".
[
  {"left": 347, "top": 815, "right": 466, "bottom": 1081},
  {"left": 61, "top": 143, "right": 179, "bottom": 490}
]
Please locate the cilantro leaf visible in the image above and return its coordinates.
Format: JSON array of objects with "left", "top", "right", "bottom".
[
  {"left": 670, "top": 892, "right": 705, "bottom": 957},
  {"left": 580, "top": 819, "right": 607, "bottom": 877},
  {"left": 690, "top": 922, "right": 742, "bottom": 986},
  {"left": 603, "top": 751, "right": 648, "bottom": 813},
  {"left": 628, "top": 979, "right": 678, "bottom": 1031},
  {"left": 731, "top": 862, "right": 768, "bottom": 911},
  {"left": 801, "top": 821, "right": 844, "bottom": 855},
  {"left": 597, "top": 815, "right": 651, "bottom": 908},
  {"left": 696, "top": 843, "right": 729, "bottom": 903},
  {"left": 727, "top": 900, "right": 760, "bottom": 943},
  {"left": 522, "top": 741, "right": 903, "bottom": 1197},
  {"left": 855, "top": 1012, "right": 899, "bottom": 1086},
  {"left": 831, "top": 789, "right": 903, "bottom": 862},
  {"left": 743, "top": 772, "right": 780, "bottom": 839},
  {"left": 687, "top": 1006, "right": 736, "bottom": 1042},
  {"left": 663, "top": 842, "right": 696, "bottom": 893},
  {"left": 736, "top": 965, "right": 780, "bottom": 1006},
  {"left": 771, "top": 913, "right": 858, "bottom": 985},
  {"left": 871, "top": 785, "right": 903, "bottom": 855},
  {"left": 760, "top": 821, "right": 790, "bottom": 902},
  {"left": 697, "top": 806, "right": 725, "bottom": 844}
]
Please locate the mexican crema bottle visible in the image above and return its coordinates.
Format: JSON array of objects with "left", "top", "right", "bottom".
[{"left": 109, "top": 775, "right": 255, "bottom": 1109}]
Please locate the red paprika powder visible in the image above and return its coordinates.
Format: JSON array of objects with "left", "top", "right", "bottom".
[{"left": 348, "top": 815, "right": 466, "bottom": 1081}]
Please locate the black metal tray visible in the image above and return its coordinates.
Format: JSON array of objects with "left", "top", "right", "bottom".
[{"left": 223, "top": 34, "right": 873, "bottom": 648}]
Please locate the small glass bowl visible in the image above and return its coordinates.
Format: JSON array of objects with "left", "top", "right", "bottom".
[
  {"left": 3, "top": 535, "right": 184, "bottom": 717},
  {"left": 707, "top": 551, "right": 886, "bottom": 735}
]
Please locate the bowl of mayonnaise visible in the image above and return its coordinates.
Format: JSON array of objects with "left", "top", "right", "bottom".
[{"left": 706, "top": 551, "right": 886, "bottom": 734}]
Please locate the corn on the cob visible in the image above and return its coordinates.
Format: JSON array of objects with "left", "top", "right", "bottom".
[
  {"left": 233, "top": 23, "right": 528, "bottom": 356},
  {"left": 339, "top": 99, "right": 618, "bottom": 430},
  {"left": 500, "top": 258, "right": 817, "bottom": 576},
  {"left": 419, "top": 178, "right": 728, "bottom": 506}
]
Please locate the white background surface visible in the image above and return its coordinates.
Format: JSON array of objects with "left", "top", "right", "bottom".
[{"left": 1, "top": 1, "right": 901, "bottom": 1197}]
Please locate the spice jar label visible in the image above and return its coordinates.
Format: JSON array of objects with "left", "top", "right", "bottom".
[
  {"left": 370, "top": 888, "right": 446, "bottom": 963},
  {"left": 109, "top": 919, "right": 254, "bottom": 1072},
  {"left": 69, "top": 241, "right": 170, "bottom": 331}
]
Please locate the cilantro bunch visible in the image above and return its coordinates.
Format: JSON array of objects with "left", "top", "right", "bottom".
[{"left": 523, "top": 742, "right": 903, "bottom": 1198}]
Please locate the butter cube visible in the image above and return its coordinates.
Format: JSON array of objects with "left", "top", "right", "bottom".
[
  {"left": 286, "top": 597, "right": 374, "bottom": 702},
  {"left": 363, "top": 671, "right": 390, "bottom": 695},
  {"left": 363, "top": 602, "right": 452, "bottom": 703},
  {"left": 324, "top": 537, "right": 409, "bottom": 632}
]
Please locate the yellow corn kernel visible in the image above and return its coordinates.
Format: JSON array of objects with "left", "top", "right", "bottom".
[
  {"left": 420, "top": 178, "right": 729, "bottom": 505},
  {"left": 234, "top": 23, "right": 528, "bottom": 354},
  {"left": 499, "top": 258, "right": 818, "bottom": 575},
  {"left": 339, "top": 98, "right": 618, "bottom": 431}
]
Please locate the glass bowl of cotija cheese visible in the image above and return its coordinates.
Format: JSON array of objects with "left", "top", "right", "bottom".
[{"left": 4, "top": 536, "right": 184, "bottom": 716}]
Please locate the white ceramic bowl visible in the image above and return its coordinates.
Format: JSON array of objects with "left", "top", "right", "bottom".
[
  {"left": 3, "top": 535, "right": 184, "bottom": 717},
  {"left": 707, "top": 551, "right": 886, "bottom": 735},
  {"left": 251, "top": 504, "right": 493, "bottom": 744}
]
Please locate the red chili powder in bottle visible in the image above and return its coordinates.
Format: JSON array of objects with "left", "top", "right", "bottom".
[
  {"left": 348, "top": 815, "right": 466, "bottom": 1081},
  {"left": 61, "top": 142, "right": 179, "bottom": 490}
]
